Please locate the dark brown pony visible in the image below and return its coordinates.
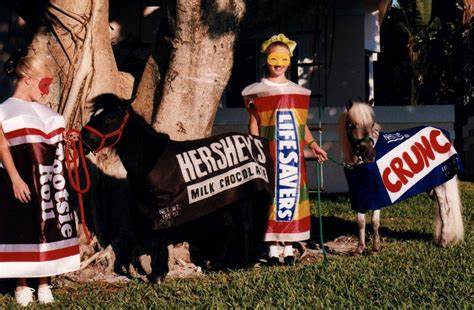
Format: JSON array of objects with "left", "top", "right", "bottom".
[{"left": 81, "top": 94, "right": 267, "bottom": 278}]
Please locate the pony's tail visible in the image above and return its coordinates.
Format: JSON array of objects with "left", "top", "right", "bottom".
[{"left": 434, "top": 176, "right": 464, "bottom": 246}]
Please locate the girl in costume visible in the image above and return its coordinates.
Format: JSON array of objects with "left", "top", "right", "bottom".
[
  {"left": 0, "top": 54, "right": 80, "bottom": 306},
  {"left": 242, "top": 34, "right": 327, "bottom": 265}
]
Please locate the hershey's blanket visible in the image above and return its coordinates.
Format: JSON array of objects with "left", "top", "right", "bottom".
[
  {"left": 344, "top": 126, "right": 462, "bottom": 213},
  {"left": 0, "top": 98, "right": 80, "bottom": 278},
  {"left": 143, "top": 132, "right": 274, "bottom": 229}
]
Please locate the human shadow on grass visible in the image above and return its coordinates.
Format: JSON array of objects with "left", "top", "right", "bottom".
[
  {"left": 309, "top": 216, "right": 432, "bottom": 246},
  {"left": 0, "top": 279, "right": 13, "bottom": 296}
]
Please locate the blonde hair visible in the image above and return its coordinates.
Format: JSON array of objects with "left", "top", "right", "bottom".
[
  {"left": 15, "top": 55, "right": 50, "bottom": 79},
  {"left": 265, "top": 42, "right": 291, "bottom": 55}
]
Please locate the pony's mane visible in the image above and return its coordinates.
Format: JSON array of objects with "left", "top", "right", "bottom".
[
  {"left": 90, "top": 93, "right": 126, "bottom": 113},
  {"left": 346, "top": 102, "right": 375, "bottom": 128},
  {"left": 338, "top": 102, "right": 380, "bottom": 164},
  {"left": 89, "top": 93, "right": 169, "bottom": 141}
]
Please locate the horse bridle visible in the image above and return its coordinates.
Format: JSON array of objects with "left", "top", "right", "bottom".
[
  {"left": 346, "top": 121, "right": 375, "bottom": 159},
  {"left": 82, "top": 112, "right": 130, "bottom": 153}
]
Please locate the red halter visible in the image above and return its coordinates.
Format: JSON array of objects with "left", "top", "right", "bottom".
[{"left": 82, "top": 112, "right": 130, "bottom": 153}]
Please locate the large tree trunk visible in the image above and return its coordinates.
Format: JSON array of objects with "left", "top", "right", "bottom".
[
  {"left": 44, "top": 0, "right": 133, "bottom": 126},
  {"left": 22, "top": 0, "right": 134, "bottom": 280},
  {"left": 134, "top": 0, "right": 245, "bottom": 141},
  {"left": 24, "top": 0, "right": 133, "bottom": 124},
  {"left": 132, "top": 0, "right": 245, "bottom": 278},
  {"left": 16, "top": 0, "right": 245, "bottom": 280}
]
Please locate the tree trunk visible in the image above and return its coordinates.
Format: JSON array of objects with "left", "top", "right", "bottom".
[
  {"left": 464, "top": 0, "right": 474, "bottom": 25},
  {"left": 50, "top": 0, "right": 132, "bottom": 126},
  {"left": 17, "top": 0, "right": 246, "bottom": 280},
  {"left": 134, "top": 0, "right": 245, "bottom": 141},
  {"left": 132, "top": 0, "right": 245, "bottom": 278},
  {"left": 23, "top": 0, "right": 134, "bottom": 280}
]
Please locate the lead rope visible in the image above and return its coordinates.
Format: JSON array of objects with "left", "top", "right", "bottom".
[
  {"left": 315, "top": 161, "right": 328, "bottom": 266},
  {"left": 328, "top": 154, "right": 354, "bottom": 170},
  {"left": 64, "top": 129, "right": 92, "bottom": 243},
  {"left": 316, "top": 103, "right": 328, "bottom": 266}
]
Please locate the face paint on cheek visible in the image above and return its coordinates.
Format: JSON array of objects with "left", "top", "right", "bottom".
[{"left": 38, "top": 77, "right": 53, "bottom": 95}]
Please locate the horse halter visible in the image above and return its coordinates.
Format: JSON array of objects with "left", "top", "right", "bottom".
[
  {"left": 82, "top": 112, "right": 130, "bottom": 153},
  {"left": 346, "top": 121, "right": 375, "bottom": 159},
  {"left": 348, "top": 133, "right": 375, "bottom": 146}
]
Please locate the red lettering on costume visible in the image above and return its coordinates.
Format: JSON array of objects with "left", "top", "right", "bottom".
[
  {"left": 381, "top": 128, "right": 455, "bottom": 196},
  {"left": 390, "top": 157, "right": 414, "bottom": 185},
  {"left": 414, "top": 136, "right": 435, "bottom": 167},
  {"left": 430, "top": 130, "right": 451, "bottom": 154},
  {"left": 402, "top": 146, "right": 424, "bottom": 174},
  {"left": 382, "top": 168, "right": 402, "bottom": 192}
]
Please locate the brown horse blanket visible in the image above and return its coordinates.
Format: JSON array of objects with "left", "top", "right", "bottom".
[{"left": 142, "top": 132, "right": 274, "bottom": 229}]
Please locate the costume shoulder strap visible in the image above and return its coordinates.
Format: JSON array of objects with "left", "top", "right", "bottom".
[
  {"left": 286, "top": 80, "right": 311, "bottom": 96},
  {"left": 242, "top": 81, "right": 281, "bottom": 97}
]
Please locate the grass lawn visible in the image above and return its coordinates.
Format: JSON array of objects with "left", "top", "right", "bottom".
[{"left": 1, "top": 182, "right": 472, "bottom": 308}]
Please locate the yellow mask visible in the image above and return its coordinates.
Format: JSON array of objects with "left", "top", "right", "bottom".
[{"left": 267, "top": 52, "right": 291, "bottom": 66}]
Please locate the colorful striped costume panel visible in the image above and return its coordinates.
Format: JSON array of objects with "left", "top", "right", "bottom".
[{"left": 243, "top": 79, "right": 311, "bottom": 242}]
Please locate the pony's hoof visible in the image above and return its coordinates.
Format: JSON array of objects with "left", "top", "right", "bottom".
[
  {"left": 267, "top": 257, "right": 280, "bottom": 266},
  {"left": 439, "top": 240, "right": 448, "bottom": 248},
  {"left": 352, "top": 246, "right": 365, "bottom": 255},
  {"left": 372, "top": 243, "right": 381, "bottom": 253},
  {"left": 435, "top": 235, "right": 449, "bottom": 247},
  {"left": 284, "top": 256, "right": 295, "bottom": 266},
  {"left": 149, "top": 273, "right": 165, "bottom": 284},
  {"left": 370, "top": 248, "right": 380, "bottom": 255}
]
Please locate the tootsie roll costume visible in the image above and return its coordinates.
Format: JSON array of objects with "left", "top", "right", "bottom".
[{"left": 0, "top": 94, "right": 80, "bottom": 277}]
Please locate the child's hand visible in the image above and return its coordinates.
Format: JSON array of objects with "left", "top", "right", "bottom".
[
  {"left": 12, "top": 176, "right": 31, "bottom": 204},
  {"left": 310, "top": 143, "right": 328, "bottom": 164},
  {"left": 66, "top": 131, "right": 80, "bottom": 142}
]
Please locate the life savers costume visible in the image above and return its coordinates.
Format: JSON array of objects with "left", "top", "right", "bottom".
[
  {"left": 0, "top": 97, "right": 80, "bottom": 278},
  {"left": 242, "top": 79, "right": 312, "bottom": 242}
]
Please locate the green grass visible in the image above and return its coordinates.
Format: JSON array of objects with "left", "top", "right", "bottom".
[{"left": 1, "top": 183, "right": 473, "bottom": 308}]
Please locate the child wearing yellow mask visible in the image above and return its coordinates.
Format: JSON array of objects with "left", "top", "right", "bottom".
[{"left": 242, "top": 34, "right": 327, "bottom": 265}]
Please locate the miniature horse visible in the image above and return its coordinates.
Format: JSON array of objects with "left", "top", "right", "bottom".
[
  {"left": 80, "top": 94, "right": 267, "bottom": 276},
  {"left": 338, "top": 101, "right": 464, "bottom": 253}
]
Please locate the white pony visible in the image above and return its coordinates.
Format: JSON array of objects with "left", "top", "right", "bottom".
[{"left": 338, "top": 101, "right": 464, "bottom": 253}]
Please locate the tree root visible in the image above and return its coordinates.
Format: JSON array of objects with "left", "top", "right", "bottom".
[{"left": 79, "top": 247, "right": 113, "bottom": 271}]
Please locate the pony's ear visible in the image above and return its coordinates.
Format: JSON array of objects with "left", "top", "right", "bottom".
[
  {"left": 346, "top": 99, "right": 353, "bottom": 111},
  {"left": 368, "top": 98, "right": 375, "bottom": 107},
  {"left": 122, "top": 96, "right": 136, "bottom": 107}
]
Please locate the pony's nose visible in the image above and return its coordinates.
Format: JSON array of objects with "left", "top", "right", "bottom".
[{"left": 363, "top": 148, "right": 376, "bottom": 163}]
